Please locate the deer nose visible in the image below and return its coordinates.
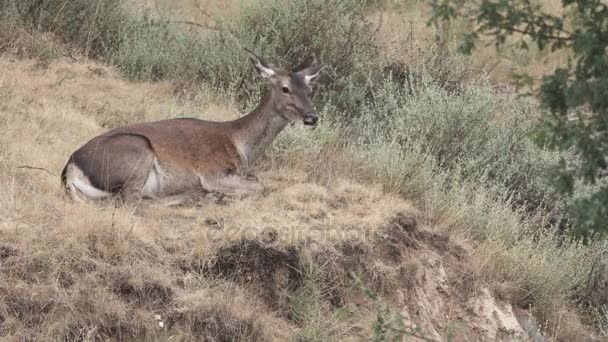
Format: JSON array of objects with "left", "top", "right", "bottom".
[{"left": 303, "top": 112, "right": 319, "bottom": 126}]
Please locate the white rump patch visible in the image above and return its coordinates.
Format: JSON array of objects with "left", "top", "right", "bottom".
[
  {"left": 64, "top": 163, "right": 111, "bottom": 202},
  {"left": 71, "top": 178, "right": 111, "bottom": 200},
  {"left": 142, "top": 159, "right": 164, "bottom": 197},
  {"left": 233, "top": 138, "right": 250, "bottom": 167}
]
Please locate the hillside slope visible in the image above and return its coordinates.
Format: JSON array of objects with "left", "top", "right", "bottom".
[{"left": 0, "top": 57, "right": 561, "bottom": 341}]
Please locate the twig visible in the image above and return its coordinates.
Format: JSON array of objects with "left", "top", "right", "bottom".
[
  {"left": 83, "top": 0, "right": 103, "bottom": 57},
  {"left": 50, "top": 0, "right": 71, "bottom": 30},
  {"left": 485, "top": 60, "right": 501, "bottom": 75},
  {"left": 194, "top": 1, "right": 215, "bottom": 22},
  {"left": 151, "top": 0, "right": 239, "bottom": 44},
  {"left": 586, "top": 250, "right": 606, "bottom": 296},
  {"left": 500, "top": 26, "right": 573, "bottom": 42},
  {"left": 166, "top": 20, "right": 220, "bottom": 31},
  {"left": 17, "top": 165, "right": 57, "bottom": 177},
  {"left": 193, "top": 1, "right": 240, "bottom": 38},
  {"left": 0, "top": 57, "right": 9, "bottom": 87},
  {"left": 66, "top": 50, "right": 78, "bottom": 62},
  {"left": 375, "top": 10, "right": 384, "bottom": 34},
  {"left": 409, "top": 19, "right": 414, "bottom": 56}
]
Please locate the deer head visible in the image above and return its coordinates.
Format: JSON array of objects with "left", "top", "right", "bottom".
[{"left": 246, "top": 49, "right": 326, "bottom": 126}]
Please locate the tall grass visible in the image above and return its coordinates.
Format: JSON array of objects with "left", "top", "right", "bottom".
[
  {"left": 0, "top": 0, "right": 379, "bottom": 112},
  {"left": 0, "top": 0, "right": 128, "bottom": 56},
  {"left": 113, "top": 0, "right": 380, "bottom": 115},
  {"left": 354, "top": 74, "right": 566, "bottom": 216}
]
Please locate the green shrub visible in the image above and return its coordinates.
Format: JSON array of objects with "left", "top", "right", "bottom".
[
  {"left": 130, "top": 0, "right": 379, "bottom": 114},
  {"left": 100, "top": 0, "right": 381, "bottom": 115},
  {"left": 351, "top": 74, "right": 565, "bottom": 216},
  {"left": 0, "top": 0, "right": 381, "bottom": 113},
  {"left": 112, "top": 21, "right": 188, "bottom": 81}
]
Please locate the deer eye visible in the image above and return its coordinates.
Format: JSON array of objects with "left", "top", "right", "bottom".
[{"left": 282, "top": 86, "right": 290, "bottom": 94}]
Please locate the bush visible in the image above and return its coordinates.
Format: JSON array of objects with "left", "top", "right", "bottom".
[
  {"left": 112, "top": 21, "right": 189, "bottom": 81},
  {"left": 351, "top": 74, "right": 565, "bottom": 217},
  {"left": 115, "top": 0, "right": 380, "bottom": 114},
  {"left": 0, "top": 0, "right": 382, "bottom": 117},
  {"left": 205, "top": 0, "right": 379, "bottom": 111},
  {"left": 0, "top": 0, "right": 130, "bottom": 57}
]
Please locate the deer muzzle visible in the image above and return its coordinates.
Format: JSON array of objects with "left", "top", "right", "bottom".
[{"left": 303, "top": 112, "right": 319, "bottom": 126}]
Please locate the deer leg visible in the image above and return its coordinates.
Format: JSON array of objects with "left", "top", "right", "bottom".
[
  {"left": 245, "top": 173, "right": 259, "bottom": 181},
  {"left": 199, "top": 173, "right": 264, "bottom": 198},
  {"left": 145, "top": 194, "right": 193, "bottom": 207},
  {"left": 117, "top": 187, "right": 145, "bottom": 206},
  {"left": 144, "top": 191, "right": 214, "bottom": 207}
]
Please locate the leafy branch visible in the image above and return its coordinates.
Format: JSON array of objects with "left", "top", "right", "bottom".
[{"left": 430, "top": 0, "right": 608, "bottom": 237}]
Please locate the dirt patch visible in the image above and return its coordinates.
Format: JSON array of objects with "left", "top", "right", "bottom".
[
  {"left": 0, "top": 245, "right": 19, "bottom": 259},
  {"left": 107, "top": 268, "right": 174, "bottom": 307},
  {"left": 374, "top": 214, "right": 532, "bottom": 341},
  {"left": 293, "top": 212, "right": 538, "bottom": 341},
  {"left": 205, "top": 239, "right": 303, "bottom": 308},
  {"left": 169, "top": 302, "right": 271, "bottom": 342}
]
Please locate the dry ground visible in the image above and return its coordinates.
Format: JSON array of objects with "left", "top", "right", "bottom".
[{"left": 0, "top": 56, "right": 567, "bottom": 341}]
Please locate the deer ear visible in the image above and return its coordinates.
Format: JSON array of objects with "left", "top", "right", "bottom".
[
  {"left": 245, "top": 48, "right": 275, "bottom": 79},
  {"left": 300, "top": 63, "right": 327, "bottom": 85}
]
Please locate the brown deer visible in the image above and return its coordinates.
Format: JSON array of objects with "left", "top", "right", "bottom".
[{"left": 61, "top": 50, "right": 326, "bottom": 204}]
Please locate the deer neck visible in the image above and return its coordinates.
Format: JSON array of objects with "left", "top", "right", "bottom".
[{"left": 231, "top": 93, "right": 289, "bottom": 167}]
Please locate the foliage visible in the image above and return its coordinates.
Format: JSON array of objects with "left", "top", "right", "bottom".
[
  {"left": 598, "top": 305, "right": 608, "bottom": 337},
  {"left": 168, "top": 0, "right": 380, "bottom": 114},
  {"left": 352, "top": 74, "right": 563, "bottom": 218},
  {"left": 0, "top": 0, "right": 130, "bottom": 57},
  {"left": 109, "top": 0, "right": 380, "bottom": 115},
  {"left": 0, "top": 0, "right": 380, "bottom": 116},
  {"left": 430, "top": 0, "right": 608, "bottom": 237},
  {"left": 279, "top": 72, "right": 605, "bottom": 331}
]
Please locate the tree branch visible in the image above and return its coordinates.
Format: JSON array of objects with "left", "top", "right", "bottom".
[
  {"left": 166, "top": 19, "right": 220, "bottom": 31},
  {"left": 497, "top": 25, "right": 573, "bottom": 42},
  {"left": 17, "top": 165, "right": 57, "bottom": 177}
]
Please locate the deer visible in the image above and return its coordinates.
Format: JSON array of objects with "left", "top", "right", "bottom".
[{"left": 61, "top": 50, "right": 326, "bottom": 205}]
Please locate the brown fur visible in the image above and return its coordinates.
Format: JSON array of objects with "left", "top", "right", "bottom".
[{"left": 61, "top": 54, "right": 326, "bottom": 204}]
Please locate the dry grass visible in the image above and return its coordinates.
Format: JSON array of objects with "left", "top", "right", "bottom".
[
  {"left": 0, "top": 57, "right": 441, "bottom": 341},
  {"left": 0, "top": 1, "right": 603, "bottom": 337},
  {"left": 1, "top": 55, "right": 577, "bottom": 340},
  {"left": 0, "top": 57, "right": 275, "bottom": 340},
  {"left": 130, "top": 0, "right": 259, "bottom": 38}
]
